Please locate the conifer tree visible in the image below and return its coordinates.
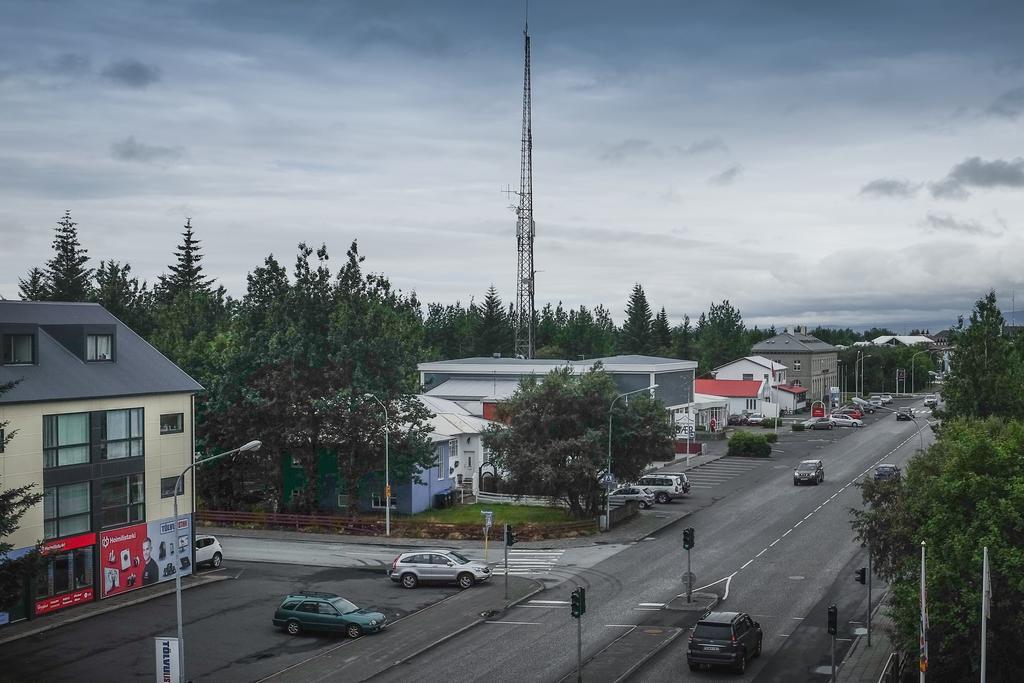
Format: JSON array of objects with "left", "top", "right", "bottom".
[
  {"left": 44, "top": 210, "right": 93, "bottom": 301},
  {"left": 17, "top": 268, "right": 48, "bottom": 301},
  {"left": 652, "top": 307, "right": 672, "bottom": 356},
  {"left": 157, "top": 218, "right": 215, "bottom": 302},
  {"left": 476, "top": 285, "right": 511, "bottom": 357},
  {"left": 619, "top": 284, "right": 653, "bottom": 354}
]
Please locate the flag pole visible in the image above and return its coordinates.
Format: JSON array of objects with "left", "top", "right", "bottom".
[
  {"left": 920, "top": 541, "right": 927, "bottom": 683},
  {"left": 981, "top": 546, "right": 989, "bottom": 683}
]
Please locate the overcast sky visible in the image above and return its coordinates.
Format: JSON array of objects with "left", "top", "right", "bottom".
[{"left": 2, "top": 0, "right": 1023, "bottom": 331}]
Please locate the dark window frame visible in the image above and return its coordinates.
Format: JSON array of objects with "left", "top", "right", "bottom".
[
  {"left": 2, "top": 333, "right": 35, "bottom": 365},
  {"left": 43, "top": 482, "right": 92, "bottom": 540},
  {"left": 159, "top": 413, "right": 184, "bottom": 435},
  {"left": 85, "top": 334, "right": 114, "bottom": 362},
  {"left": 160, "top": 476, "right": 185, "bottom": 499},
  {"left": 97, "top": 408, "right": 145, "bottom": 461},
  {"left": 98, "top": 474, "right": 145, "bottom": 529},
  {"left": 43, "top": 413, "right": 91, "bottom": 469}
]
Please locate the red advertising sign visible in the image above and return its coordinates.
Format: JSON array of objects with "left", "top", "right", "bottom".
[
  {"left": 41, "top": 532, "right": 96, "bottom": 555},
  {"left": 36, "top": 587, "right": 94, "bottom": 615},
  {"left": 811, "top": 402, "right": 825, "bottom": 418},
  {"left": 99, "top": 516, "right": 193, "bottom": 598}
]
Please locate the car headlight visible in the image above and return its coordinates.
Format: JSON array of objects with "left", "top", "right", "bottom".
[{"left": 370, "top": 619, "right": 377, "bottom": 626}]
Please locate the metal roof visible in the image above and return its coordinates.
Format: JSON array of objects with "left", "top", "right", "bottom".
[
  {"left": 424, "top": 378, "right": 521, "bottom": 401},
  {"left": 0, "top": 301, "right": 203, "bottom": 404},
  {"left": 751, "top": 332, "right": 836, "bottom": 353},
  {"left": 419, "top": 354, "right": 696, "bottom": 376}
]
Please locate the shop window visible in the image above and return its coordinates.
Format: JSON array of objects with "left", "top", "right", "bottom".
[
  {"left": 159, "top": 413, "right": 184, "bottom": 434},
  {"left": 43, "top": 413, "right": 90, "bottom": 468},
  {"left": 160, "top": 476, "right": 184, "bottom": 499},
  {"left": 99, "top": 474, "right": 145, "bottom": 528},
  {"left": 43, "top": 483, "right": 91, "bottom": 539},
  {"left": 37, "top": 546, "right": 94, "bottom": 602},
  {"left": 86, "top": 334, "right": 113, "bottom": 361},
  {"left": 2, "top": 333, "right": 34, "bottom": 365},
  {"left": 101, "top": 408, "right": 144, "bottom": 459}
]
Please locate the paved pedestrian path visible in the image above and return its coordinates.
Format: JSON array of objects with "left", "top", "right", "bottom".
[
  {"left": 839, "top": 598, "right": 900, "bottom": 682},
  {"left": 659, "top": 456, "right": 767, "bottom": 489},
  {"left": 490, "top": 548, "right": 565, "bottom": 575}
]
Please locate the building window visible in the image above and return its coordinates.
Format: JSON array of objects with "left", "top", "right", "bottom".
[
  {"left": 160, "top": 413, "right": 184, "bottom": 434},
  {"left": 99, "top": 474, "right": 145, "bottom": 528},
  {"left": 742, "top": 373, "right": 753, "bottom": 381},
  {"left": 745, "top": 399, "right": 757, "bottom": 410},
  {"left": 0, "top": 428, "right": 4, "bottom": 453},
  {"left": 43, "top": 413, "right": 90, "bottom": 468},
  {"left": 101, "top": 408, "right": 144, "bottom": 460},
  {"left": 86, "top": 334, "right": 113, "bottom": 361},
  {"left": 160, "top": 476, "right": 184, "bottom": 499},
  {"left": 793, "top": 360, "right": 802, "bottom": 371},
  {"left": 371, "top": 494, "right": 397, "bottom": 509},
  {"left": 43, "top": 483, "right": 91, "bottom": 539},
  {"left": 2, "top": 333, "right": 34, "bottom": 364},
  {"left": 37, "top": 546, "right": 94, "bottom": 603}
]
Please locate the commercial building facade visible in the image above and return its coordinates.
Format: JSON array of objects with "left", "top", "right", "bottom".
[
  {"left": 750, "top": 330, "right": 838, "bottom": 404},
  {"left": 0, "top": 301, "right": 201, "bottom": 626}
]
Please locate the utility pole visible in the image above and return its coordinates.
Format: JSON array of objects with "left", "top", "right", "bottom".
[
  {"left": 571, "top": 587, "right": 586, "bottom": 682},
  {"left": 683, "top": 527, "right": 695, "bottom": 602},
  {"left": 503, "top": 523, "right": 514, "bottom": 602},
  {"left": 868, "top": 548, "right": 873, "bottom": 647},
  {"left": 512, "top": 15, "right": 535, "bottom": 359},
  {"left": 828, "top": 604, "right": 838, "bottom": 682}
]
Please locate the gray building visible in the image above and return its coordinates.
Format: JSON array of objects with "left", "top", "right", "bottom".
[{"left": 750, "top": 330, "right": 837, "bottom": 403}]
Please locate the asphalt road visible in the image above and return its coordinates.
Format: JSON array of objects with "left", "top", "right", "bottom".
[
  {"left": 0, "top": 560, "right": 456, "bottom": 683},
  {"left": 369, "top": 400, "right": 931, "bottom": 683}
]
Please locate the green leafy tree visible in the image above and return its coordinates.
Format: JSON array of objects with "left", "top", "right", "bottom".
[
  {"left": 422, "top": 301, "right": 479, "bottom": 360},
  {"left": 535, "top": 302, "right": 568, "bottom": 358},
  {"left": 672, "top": 314, "right": 696, "bottom": 361},
  {"left": 652, "top": 307, "right": 672, "bottom": 356},
  {"left": 475, "top": 285, "right": 511, "bottom": 357},
  {"left": 619, "top": 284, "right": 653, "bottom": 354},
  {"left": 44, "top": 210, "right": 93, "bottom": 301},
  {"left": 483, "top": 367, "right": 676, "bottom": 517},
  {"left": 92, "top": 260, "right": 153, "bottom": 336},
  {"left": 850, "top": 418, "right": 1024, "bottom": 681},
  {"left": 17, "top": 268, "right": 48, "bottom": 301},
  {"left": 941, "top": 291, "right": 1024, "bottom": 420}
]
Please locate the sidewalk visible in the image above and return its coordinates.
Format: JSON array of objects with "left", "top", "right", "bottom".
[
  {"left": 0, "top": 571, "right": 230, "bottom": 647},
  {"left": 839, "top": 598, "right": 898, "bottom": 682}
]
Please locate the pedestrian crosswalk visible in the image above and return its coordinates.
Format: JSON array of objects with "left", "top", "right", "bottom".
[
  {"left": 660, "top": 457, "right": 766, "bottom": 489},
  {"left": 490, "top": 548, "right": 565, "bottom": 575}
]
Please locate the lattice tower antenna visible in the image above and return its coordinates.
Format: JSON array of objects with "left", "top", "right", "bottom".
[{"left": 513, "top": 16, "right": 535, "bottom": 359}]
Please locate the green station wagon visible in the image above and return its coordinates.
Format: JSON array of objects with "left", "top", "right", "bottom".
[{"left": 272, "top": 592, "right": 387, "bottom": 638}]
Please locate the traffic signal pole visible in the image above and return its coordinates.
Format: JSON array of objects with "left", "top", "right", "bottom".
[
  {"left": 686, "top": 545, "right": 692, "bottom": 603},
  {"left": 867, "top": 550, "right": 873, "bottom": 648},
  {"left": 828, "top": 604, "right": 838, "bottom": 682},
  {"left": 576, "top": 604, "right": 582, "bottom": 683},
  {"left": 503, "top": 523, "right": 509, "bottom": 602},
  {"left": 570, "top": 587, "right": 586, "bottom": 683}
]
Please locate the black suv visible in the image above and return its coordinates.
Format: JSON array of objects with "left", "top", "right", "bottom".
[
  {"left": 687, "top": 611, "right": 763, "bottom": 673},
  {"left": 896, "top": 407, "right": 913, "bottom": 421}
]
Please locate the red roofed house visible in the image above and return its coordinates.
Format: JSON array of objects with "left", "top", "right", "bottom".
[{"left": 694, "top": 378, "right": 769, "bottom": 417}]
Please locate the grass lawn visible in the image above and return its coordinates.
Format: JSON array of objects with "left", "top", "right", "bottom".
[{"left": 410, "top": 502, "right": 573, "bottom": 525}]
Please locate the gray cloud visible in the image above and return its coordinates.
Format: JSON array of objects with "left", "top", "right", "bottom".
[
  {"left": 707, "top": 164, "right": 744, "bottom": 186},
  {"left": 859, "top": 178, "right": 919, "bottom": 198},
  {"left": 929, "top": 156, "right": 1024, "bottom": 199},
  {"left": 675, "top": 137, "right": 729, "bottom": 156},
  {"left": 599, "top": 139, "right": 656, "bottom": 162},
  {"left": 44, "top": 53, "right": 91, "bottom": 76},
  {"left": 110, "top": 136, "right": 184, "bottom": 164},
  {"left": 986, "top": 86, "right": 1024, "bottom": 119},
  {"left": 600, "top": 137, "right": 727, "bottom": 162},
  {"left": 101, "top": 59, "right": 161, "bottom": 88},
  {"left": 922, "top": 212, "right": 1002, "bottom": 237}
]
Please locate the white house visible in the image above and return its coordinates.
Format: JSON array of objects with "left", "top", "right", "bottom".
[
  {"left": 694, "top": 379, "right": 778, "bottom": 417},
  {"left": 713, "top": 356, "right": 799, "bottom": 410},
  {"left": 418, "top": 395, "right": 497, "bottom": 495}
]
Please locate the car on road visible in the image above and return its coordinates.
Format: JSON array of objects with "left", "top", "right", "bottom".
[
  {"left": 687, "top": 611, "right": 763, "bottom": 673},
  {"left": 195, "top": 535, "right": 224, "bottom": 568},
  {"left": 744, "top": 412, "right": 766, "bottom": 425},
  {"left": 608, "top": 486, "right": 655, "bottom": 509},
  {"left": 874, "top": 464, "right": 901, "bottom": 481},
  {"left": 388, "top": 550, "right": 491, "bottom": 589},
  {"left": 806, "top": 417, "right": 835, "bottom": 430},
  {"left": 728, "top": 413, "right": 746, "bottom": 425},
  {"left": 829, "top": 413, "right": 864, "bottom": 428},
  {"left": 880, "top": 394, "right": 894, "bottom": 405},
  {"left": 634, "top": 474, "right": 690, "bottom": 503},
  {"left": 793, "top": 459, "right": 824, "bottom": 485},
  {"left": 923, "top": 394, "right": 939, "bottom": 408},
  {"left": 273, "top": 592, "right": 386, "bottom": 638},
  {"left": 896, "top": 407, "right": 914, "bottom": 421}
]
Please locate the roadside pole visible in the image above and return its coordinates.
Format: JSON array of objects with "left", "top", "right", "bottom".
[
  {"left": 570, "top": 587, "right": 586, "bottom": 683},
  {"left": 503, "top": 523, "right": 509, "bottom": 603},
  {"left": 576, "top": 604, "right": 582, "bottom": 683},
  {"left": 868, "top": 548, "right": 873, "bottom": 647},
  {"left": 683, "top": 527, "right": 695, "bottom": 602},
  {"left": 828, "top": 604, "right": 838, "bottom": 682}
]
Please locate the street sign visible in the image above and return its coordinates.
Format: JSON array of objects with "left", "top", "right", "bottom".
[
  {"left": 154, "top": 637, "right": 181, "bottom": 683},
  {"left": 599, "top": 472, "right": 615, "bottom": 485},
  {"left": 681, "top": 425, "right": 695, "bottom": 440},
  {"left": 682, "top": 571, "right": 696, "bottom": 586},
  {"left": 385, "top": 484, "right": 391, "bottom": 498},
  {"left": 897, "top": 368, "right": 906, "bottom": 380},
  {"left": 482, "top": 510, "right": 493, "bottom": 531}
]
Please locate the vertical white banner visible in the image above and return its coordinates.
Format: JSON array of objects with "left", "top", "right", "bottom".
[{"left": 155, "top": 637, "right": 181, "bottom": 683}]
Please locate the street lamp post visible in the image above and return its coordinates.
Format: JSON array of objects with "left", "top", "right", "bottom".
[
  {"left": 910, "top": 350, "right": 929, "bottom": 396},
  {"left": 605, "top": 384, "right": 658, "bottom": 532},
  {"left": 172, "top": 439, "right": 261, "bottom": 683},
  {"left": 856, "top": 352, "right": 872, "bottom": 398},
  {"left": 363, "top": 394, "right": 391, "bottom": 537}
]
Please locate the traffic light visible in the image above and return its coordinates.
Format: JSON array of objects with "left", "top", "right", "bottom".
[
  {"left": 570, "top": 587, "right": 586, "bottom": 618},
  {"left": 683, "top": 527, "right": 695, "bottom": 550},
  {"left": 827, "top": 604, "right": 837, "bottom": 635},
  {"left": 855, "top": 568, "right": 867, "bottom": 585},
  {"left": 506, "top": 526, "right": 517, "bottom": 547}
]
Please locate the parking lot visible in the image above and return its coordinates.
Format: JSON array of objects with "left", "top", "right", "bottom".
[{"left": 0, "top": 560, "right": 459, "bottom": 683}]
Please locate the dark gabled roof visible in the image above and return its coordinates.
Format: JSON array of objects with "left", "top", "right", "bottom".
[
  {"left": 0, "top": 301, "right": 203, "bottom": 404},
  {"left": 751, "top": 332, "right": 836, "bottom": 354}
]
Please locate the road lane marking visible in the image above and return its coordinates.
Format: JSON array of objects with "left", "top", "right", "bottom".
[
  {"left": 528, "top": 600, "right": 569, "bottom": 604},
  {"left": 638, "top": 602, "right": 665, "bottom": 607},
  {"left": 485, "top": 621, "right": 542, "bottom": 625},
  {"left": 606, "top": 624, "right": 637, "bottom": 628},
  {"left": 782, "top": 529, "right": 792, "bottom": 537},
  {"left": 756, "top": 548, "right": 768, "bottom": 557},
  {"left": 794, "top": 520, "right": 803, "bottom": 527},
  {"left": 740, "top": 560, "right": 753, "bottom": 569},
  {"left": 769, "top": 539, "right": 780, "bottom": 547},
  {"left": 804, "top": 513, "right": 813, "bottom": 520}
]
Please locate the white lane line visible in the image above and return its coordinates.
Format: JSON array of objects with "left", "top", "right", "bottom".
[
  {"left": 792, "top": 617, "right": 804, "bottom": 620},
  {"left": 756, "top": 548, "right": 768, "bottom": 557},
  {"left": 778, "top": 633, "right": 790, "bottom": 637},
  {"left": 782, "top": 529, "right": 792, "bottom": 537},
  {"left": 740, "top": 559, "right": 753, "bottom": 570},
  {"left": 794, "top": 520, "right": 803, "bottom": 527},
  {"left": 829, "top": 493, "right": 838, "bottom": 500},
  {"left": 528, "top": 600, "right": 568, "bottom": 604},
  {"left": 814, "top": 505, "right": 822, "bottom": 511},
  {"left": 606, "top": 624, "right": 638, "bottom": 628},
  {"left": 485, "top": 621, "right": 542, "bottom": 625},
  {"left": 769, "top": 539, "right": 780, "bottom": 547},
  {"left": 638, "top": 602, "right": 665, "bottom": 607},
  {"left": 633, "top": 607, "right": 662, "bottom": 611},
  {"left": 804, "top": 513, "right": 813, "bottom": 520},
  {"left": 516, "top": 605, "right": 565, "bottom": 609}
]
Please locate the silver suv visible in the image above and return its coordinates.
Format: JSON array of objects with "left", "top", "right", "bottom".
[
  {"left": 635, "top": 474, "right": 690, "bottom": 503},
  {"left": 388, "top": 550, "right": 491, "bottom": 590}
]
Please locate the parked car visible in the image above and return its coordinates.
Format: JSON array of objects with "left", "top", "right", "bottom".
[
  {"left": 634, "top": 474, "right": 690, "bottom": 503},
  {"left": 194, "top": 535, "right": 224, "bottom": 568},
  {"left": 744, "top": 412, "right": 765, "bottom": 425},
  {"left": 793, "top": 459, "right": 824, "bottom": 486},
  {"left": 874, "top": 464, "right": 901, "bottom": 481},
  {"left": 867, "top": 397, "right": 884, "bottom": 408},
  {"left": 923, "top": 395, "right": 939, "bottom": 408},
  {"left": 687, "top": 611, "right": 763, "bottom": 673},
  {"left": 896, "top": 407, "right": 914, "bottom": 421},
  {"left": 273, "top": 592, "right": 386, "bottom": 638},
  {"left": 388, "top": 550, "right": 491, "bottom": 589},
  {"left": 830, "top": 413, "right": 864, "bottom": 428},
  {"left": 608, "top": 486, "right": 655, "bottom": 509},
  {"left": 727, "top": 414, "right": 746, "bottom": 426},
  {"left": 880, "top": 394, "right": 894, "bottom": 405},
  {"left": 834, "top": 407, "right": 865, "bottom": 420},
  {"left": 809, "top": 417, "right": 835, "bottom": 430}
]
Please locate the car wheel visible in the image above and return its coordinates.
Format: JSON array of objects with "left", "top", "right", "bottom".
[
  {"left": 641, "top": 501, "right": 652, "bottom": 509},
  {"left": 793, "top": 481, "right": 799, "bottom": 486},
  {"left": 346, "top": 623, "right": 363, "bottom": 639},
  {"left": 457, "top": 572, "right": 475, "bottom": 590},
  {"left": 401, "top": 573, "right": 418, "bottom": 589},
  {"left": 286, "top": 620, "right": 301, "bottom": 636},
  {"left": 754, "top": 636, "right": 763, "bottom": 657},
  {"left": 736, "top": 649, "right": 747, "bottom": 673},
  {"left": 655, "top": 492, "right": 670, "bottom": 504},
  {"left": 211, "top": 552, "right": 222, "bottom": 568},
  {"left": 688, "top": 663, "right": 699, "bottom": 672}
]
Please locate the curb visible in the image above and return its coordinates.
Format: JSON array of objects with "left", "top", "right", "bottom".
[
  {"left": 0, "top": 572, "right": 231, "bottom": 647},
  {"left": 613, "top": 627, "right": 688, "bottom": 683}
]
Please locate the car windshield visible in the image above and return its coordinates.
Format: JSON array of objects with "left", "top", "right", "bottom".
[
  {"left": 330, "top": 598, "right": 359, "bottom": 614},
  {"left": 694, "top": 623, "right": 733, "bottom": 640},
  {"left": 796, "top": 463, "right": 817, "bottom": 471},
  {"left": 447, "top": 551, "right": 471, "bottom": 565}
]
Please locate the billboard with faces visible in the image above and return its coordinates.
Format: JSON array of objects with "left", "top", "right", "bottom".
[{"left": 99, "top": 515, "right": 192, "bottom": 598}]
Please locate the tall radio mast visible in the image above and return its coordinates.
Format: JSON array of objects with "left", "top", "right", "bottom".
[{"left": 513, "top": 15, "right": 535, "bottom": 359}]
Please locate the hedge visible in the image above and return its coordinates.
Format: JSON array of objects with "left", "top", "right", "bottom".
[{"left": 727, "top": 430, "right": 772, "bottom": 457}]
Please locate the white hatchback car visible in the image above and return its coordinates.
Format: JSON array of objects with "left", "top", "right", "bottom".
[{"left": 195, "top": 535, "right": 224, "bottom": 568}]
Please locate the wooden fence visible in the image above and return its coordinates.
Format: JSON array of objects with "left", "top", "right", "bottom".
[{"left": 196, "top": 509, "right": 597, "bottom": 541}]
